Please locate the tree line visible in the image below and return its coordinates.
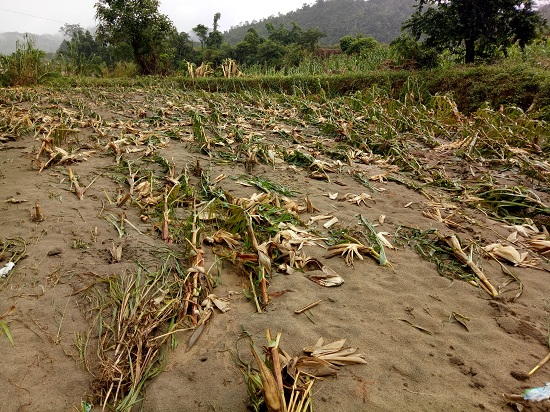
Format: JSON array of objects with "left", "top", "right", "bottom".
[
  {"left": 56, "top": 1, "right": 327, "bottom": 76},
  {"left": 43, "top": 0, "right": 550, "bottom": 76}
]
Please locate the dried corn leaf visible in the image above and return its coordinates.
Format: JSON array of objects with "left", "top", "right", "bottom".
[
  {"left": 344, "top": 193, "right": 372, "bottom": 206},
  {"left": 213, "top": 174, "right": 227, "bottom": 184},
  {"left": 134, "top": 181, "right": 151, "bottom": 197},
  {"left": 377, "top": 232, "right": 396, "bottom": 250},
  {"left": 250, "top": 344, "right": 282, "bottom": 412},
  {"left": 483, "top": 243, "right": 528, "bottom": 265},
  {"left": 306, "top": 214, "right": 334, "bottom": 226},
  {"left": 304, "top": 337, "right": 367, "bottom": 366},
  {"left": 325, "top": 243, "right": 372, "bottom": 267},
  {"left": 205, "top": 229, "right": 241, "bottom": 249},
  {"left": 5, "top": 198, "right": 28, "bottom": 204},
  {"left": 306, "top": 265, "right": 344, "bottom": 287},
  {"left": 202, "top": 294, "right": 231, "bottom": 313},
  {"left": 527, "top": 239, "right": 550, "bottom": 254},
  {"left": 110, "top": 243, "right": 122, "bottom": 263},
  {"left": 278, "top": 263, "right": 297, "bottom": 275},
  {"left": 503, "top": 224, "right": 539, "bottom": 238},
  {"left": 257, "top": 242, "right": 272, "bottom": 273},
  {"left": 369, "top": 173, "right": 389, "bottom": 182},
  {"left": 323, "top": 216, "right": 339, "bottom": 229},
  {"left": 304, "top": 337, "right": 347, "bottom": 355},
  {"left": 506, "top": 231, "right": 518, "bottom": 243},
  {"left": 289, "top": 356, "right": 340, "bottom": 377},
  {"left": 283, "top": 198, "right": 306, "bottom": 214}
]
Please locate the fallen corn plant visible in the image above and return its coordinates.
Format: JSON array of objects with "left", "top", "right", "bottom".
[
  {"left": 393, "top": 226, "right": 524, "bottom": 298},
  {"left": 85, "top": 259, "right": 190, "bottom": 411},
  {"left": 359, "top": 215, "right": 391, "bottom": 266},
  {"left": 465, "top": 183, "right": 549, "bottom": 223},
  {"left": 239, "top": 330, "right": 366, "bottom": 412}
]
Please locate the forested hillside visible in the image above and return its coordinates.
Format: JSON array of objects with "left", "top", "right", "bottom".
[
  {"left": 540, "top": 3, "right": 550, "bottom": 23},
  {"left": 223, "top": 0, "right": 417, "bottom": 45}
]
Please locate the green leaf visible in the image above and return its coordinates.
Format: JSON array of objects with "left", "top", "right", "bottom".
[{"left": 1, "top": 320, "right": 14, "bottom": 347}]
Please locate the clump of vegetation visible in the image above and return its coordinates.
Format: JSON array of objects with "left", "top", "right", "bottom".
[{"left": 0, "top": 37, "right": 49, "bottom": 86}]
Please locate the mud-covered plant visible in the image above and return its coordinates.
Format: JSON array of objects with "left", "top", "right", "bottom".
[{"left": 87, "top": 260, "right": 187, "bottom": 411}]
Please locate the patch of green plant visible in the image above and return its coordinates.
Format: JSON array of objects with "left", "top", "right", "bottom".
[
  {"left": 242, "top": 175, "right": 298, "bottom": 197},
  {"left": 394, "top": 226, "right": 475, "bottom": 282},
  {"left": 0, "top": 36, "right": 50, "bottom": 86},
  {"left": 467, "top": 183, "right": 550, "bottom": 222},
  {"left": 283, "top": 149, "right": 314, "bottom": 167}
]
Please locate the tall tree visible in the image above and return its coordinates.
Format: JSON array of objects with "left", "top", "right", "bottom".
[
  {"left": 95, "top": 0, "right": 177, "bottom": 74},
  {"left": 206, "top": 13, "right": 223, "bottom": 49},
  {"left": 403, "top": 0, "right": 544, "bottom": 63},
  {"left": 192, "top": 24, "right": 209, "bottom": 49}
]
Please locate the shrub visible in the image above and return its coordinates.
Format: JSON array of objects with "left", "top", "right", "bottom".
[{"left": 0, "top": 36, "right": 48, "bottom": 86}]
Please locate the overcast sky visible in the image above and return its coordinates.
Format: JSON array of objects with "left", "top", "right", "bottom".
[{"left": 0, "top": 0, "right": 317, "bottom": 35}]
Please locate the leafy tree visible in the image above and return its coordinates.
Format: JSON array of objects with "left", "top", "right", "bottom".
[
  {"left": 213, "top": 12, "right": 221, "bottom": 32},
  {"left": 58, "top": 24, "right": 103, "bottom": 75},
  {"left": 95, "top": 0, "right": 177, "bottom": 74},
  {"left": 403, "top": 0, "right": 544, "bottom": 63},
  {"left": 223, "top": 0, "right": 417, "bottom": 46},
  {"left": 206, "top": 13, "right": 224, "bottom": 49},
  {"left": 390, "top": 34, "right": 439, "bottom": 68},
  {"left": 257, "top": 40, "right": 287, "bottom": 68},
  {"left": 171, "top": 32, "right": 198, "bottom": 66},
  {"left": 234, "top": 28, "right": 264, "bottom": 65},
  {"left": 297, "top": 27, "right": 326, "bottom": 52},
  {"left": 340, "top": 34, "right": 378, "bottom": 54},
  {"left": 266, "top": 22, "right": 302, "bottom": 45},
  {"left": 193, "top": 24, "right": 209, "bottom": 49}
]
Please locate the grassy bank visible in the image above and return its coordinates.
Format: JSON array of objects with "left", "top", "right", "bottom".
[{"left": 39, "top": 63, "right": 550, "bottom": 118}]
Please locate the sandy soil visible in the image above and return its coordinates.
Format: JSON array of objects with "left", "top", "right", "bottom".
[{"left": 0, "top": 84, "right": 549, "bottom": 412}]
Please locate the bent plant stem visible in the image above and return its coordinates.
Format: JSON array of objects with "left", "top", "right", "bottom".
[
  {"left": 529, "top": 352, "right": 550, "bottom": 376},
  {"left": 267, "top": 329, "right": 286, "bottom": 412},
  {"left": 162, "top": 186, "right": 170, "bottom": 243},
  {"left": 246, "top": 215, "right": 270, "bottom": 308},
  {"left": 249, "top": 270, "right": 262, "bottom": 313},
  {"left": 439, "top": 234, "right": 498, "bottom": 298},
  {"left": 359, "top": 215, "right": 390, "bottom": 266},
  {"left": 190, "top": 202, "right": 203, "bottom": 326}
]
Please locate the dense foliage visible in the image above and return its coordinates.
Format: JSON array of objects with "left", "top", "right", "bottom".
[
  {"left": 95, "top": 0, "right": 178, "bottom": 74},
  {"left": 404, "top": 0, "right": 545, "bottom": 63},
  {"left": 223, "top": 0, "right": 417, "bottom": 45}
]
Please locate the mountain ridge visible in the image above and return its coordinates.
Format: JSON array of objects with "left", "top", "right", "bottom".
[{"left": 222, "top": 0, "right": 417, "bottom": 46}]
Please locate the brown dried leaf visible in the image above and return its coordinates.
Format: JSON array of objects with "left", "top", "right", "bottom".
[
  {"left": 528, "top": 239, "right": 550, "bottom": 254},
  {"left": 323, "top": 216, "right": 339, "bottom": 229},
  {"left": 306, "top": 265, "right": 344, "bottom": 287},
  {"left": 377, "top": 232, "right": 396, "bottom": 250},
  {"left": 290, "top": 356, "right": 340, "bottom": 377},
  {"left": 344, "top": 193, "right": 372, "bottom": 206},
  {"left": 5, "top": 198, "right": 28, "bottom": 204},
  {"left": 483, "top": 243, "right": 528, "bottom": 265},
  {"left": 206, "top": 229, "right": 241, "bottom": 249},
  {"left": 110, "top": 243, "right": 122, "bottom": 263},
  {"left": 304, "top": 337, "right": 367, "bottom": 366},
  {"left": 306, "top": 214, "right": 334, "bottom": 226}
]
